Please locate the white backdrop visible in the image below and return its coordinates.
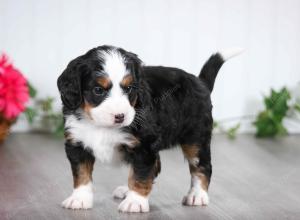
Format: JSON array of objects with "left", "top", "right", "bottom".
[{"left": 1, "top": 0, "right": 300, "bottom": 132}]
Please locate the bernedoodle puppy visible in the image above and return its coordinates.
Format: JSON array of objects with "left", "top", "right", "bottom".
[{"left": 57, "top": 45, "right": 242, "bottom": 212}]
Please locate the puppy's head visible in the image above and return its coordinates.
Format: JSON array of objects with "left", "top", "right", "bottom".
[{"left": 57, "top": 45, "right": 142, "bottom": 128}]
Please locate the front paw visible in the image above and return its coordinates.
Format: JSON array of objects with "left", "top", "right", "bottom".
[
  {"left": 182, "top": 188, "right": 209, "bottom": 206},
  {"left": 113, "top": 185, "right": 129, "bottom": 199},
  {"left": 62, "top": 184, "right": 93, "bottom": 209},
  {"left": 118, "top": 191, "right": 149, "bottom": 213}
]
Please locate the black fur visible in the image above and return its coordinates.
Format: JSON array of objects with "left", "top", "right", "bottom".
[
  {"left": 199, "top": 53, "right": 224, "bottom": 92},
  {"left": 124, "top": 65, "right": 214, "bottom": 181},
  {"left": 58, "top": 45, "right": 225, "bottom": 192}
]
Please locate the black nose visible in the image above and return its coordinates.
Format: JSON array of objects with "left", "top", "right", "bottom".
[{"left": 114, "top": 114, "right": 125, "bottom": 123}]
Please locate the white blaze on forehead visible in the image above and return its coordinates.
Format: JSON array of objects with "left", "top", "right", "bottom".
[{"left": 98, "top": 49, "right": 128, "bottom": 83}]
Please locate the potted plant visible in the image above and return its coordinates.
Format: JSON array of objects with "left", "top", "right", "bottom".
[{"left": 0, "top": 54, "right": 29, "bottom": 142}]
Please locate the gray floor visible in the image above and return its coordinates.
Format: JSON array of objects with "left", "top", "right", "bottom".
[{"left": 0, "top": 133, "right": 300, "bottom": 220}]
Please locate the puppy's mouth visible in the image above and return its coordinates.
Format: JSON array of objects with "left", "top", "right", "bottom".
[
  {"left": 113, "top": 115, "right": 134, "bottom": 128},
  {"left": 114, "top": 113, "right": 125, "bottom": 124},
  {"left": 86, "top": 106, "right": 135, "bottom": 128},
  {"left": 100, "top": 113, "right": 133, "bottom": 128}
]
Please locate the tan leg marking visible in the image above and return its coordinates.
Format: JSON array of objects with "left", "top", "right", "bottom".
[
  {"left": 62, "top": 159, "right": 95, "bottom": 209},
  {"left": 128, "top": 168, "right": 153, "bottom": 197},
  {"left": 74, "top": 160, "right": 94, "bottom": 188},
  {"left": 181, "top": 144, "right": 208, "bottom": 191},
  {"left": 189, "top": 165, "right": 209, "bottom": 191},
  {"left": 181, "top": 144, "right": 210, "bottom": 206},
  {"left": 181, "top": 144, "right": 199, "bottom": 160},
  {"left": 118, "top": 160, "right": 160, "bottom": 212}
]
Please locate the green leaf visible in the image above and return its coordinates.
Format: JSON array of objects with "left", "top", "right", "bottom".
[
  {"left": 27, "top": 82, "right": 37, "bottom": 98},
  {"left": 24, "top": 107, "right": 38, "bottom": 124},
  {"left": 254, "top": 111, "right": 277, "bottom": 137},
  {"left": 276, "top": 123, "right": 288, "bottom": 136},
  {"left": 53, "top": 115, "right": 64, "bottom": 138},
  {"left": 264, "top": 88, "right": 290, "bottom": 119},
  {"left": 38, "top": 97, "right": 54, "bottom": 112},
  {"left": 226, "top": 123, "right": 240, "bottom": 140},
  {"left": 295, "top": 103, "right": 300, "bottom": 112},
  {"left": 253, "top": 87, "right": 290, "bottom": 138}
]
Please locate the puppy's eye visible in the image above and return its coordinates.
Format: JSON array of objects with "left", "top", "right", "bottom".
[
  {"left": 123, "top": 86, "right": 132, "bottom": 94},
  {"left": 93, "top": 87, "right": 106, "bottom": 96}
]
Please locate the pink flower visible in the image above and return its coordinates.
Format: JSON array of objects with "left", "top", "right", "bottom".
[{"left": 0, "top": 54, "right": 29, "bottom": 119}]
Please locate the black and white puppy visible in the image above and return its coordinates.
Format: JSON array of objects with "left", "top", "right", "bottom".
[{"left": 57, "top": 45, "right": 242, "bottom": 212}]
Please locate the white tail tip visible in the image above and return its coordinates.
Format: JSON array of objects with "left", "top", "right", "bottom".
[{"left": 219, "top": 47, "right": 245, "bottom": 61}]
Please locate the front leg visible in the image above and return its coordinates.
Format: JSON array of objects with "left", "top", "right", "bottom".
[
  {"left": 62, "top": 141, "right": 95, "bottom": 209},
  {"left": 118, "top": 154, "right": 161, "bottom": 213}
]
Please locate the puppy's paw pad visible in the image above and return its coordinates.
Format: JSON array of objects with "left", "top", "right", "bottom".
[
  {"left": 62, "top": 194, "right": 93, "bottom": 209},
  {"left": 113, "top": 185, "right": 129, "bottom": 199},
  {"left": 118, "top": 191, "right": 149, "bottom": 213},
  {"left": 182, "top": 190, "right": 209, "bottom": 206}
]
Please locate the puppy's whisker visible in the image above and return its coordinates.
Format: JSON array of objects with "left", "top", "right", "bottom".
[{"left": 134, "top": 116, "right": 146, "bottom": 124}]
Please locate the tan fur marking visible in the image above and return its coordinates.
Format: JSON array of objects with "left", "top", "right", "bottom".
[
  {"left": 97, "top": 76, "right": 111, "bottom": 89},
  {"left": 182, "top": 144, "right": 209, "bottom": 191},
  {"left": 128, "top": 168, "right": 153, "bottom": 197},
  {"left": 120, "top": 74, "right": 133, "bottom": 87},
  {"left": 126, "top": 135, "right": 140, "bottom": 148},
  {"left": 189, "top": 164, "right": 205, "bottom": 173},
  {"left": 192, "top": 171, "right": 209, "bottom": 191},
  {"left": 74, "top": 160, "right": 94, "bottom": 188},
  {"left": 81, "top": 101, "right": 93, "bottom": 119},
  {"left": 127, "top": 159, "right": 162, "bottom": 197},
  {"left": 181, "top": 145, "right": 199, "bottom": 160}
]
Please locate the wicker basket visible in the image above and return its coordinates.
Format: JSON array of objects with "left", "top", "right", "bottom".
[{"left": 0, "top": 114, "right": 14, "bottom": 143}]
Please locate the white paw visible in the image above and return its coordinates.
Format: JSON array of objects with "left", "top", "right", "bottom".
[
  {"left": 182, "top": 188, "right": 209, "bottom": 206},
  {"left": 118, "top": 191, "right": 149, "bottom": 213},
  {"left": 62, "top": 183, "right": 93, "bottom": 209},
  {"left": 113, "top": 185, "right": 129, "bottom": 199}
]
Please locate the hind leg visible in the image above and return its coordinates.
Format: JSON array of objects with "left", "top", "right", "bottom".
[{"left": 181, "top": 143, "right": 212, "bottom": 206}]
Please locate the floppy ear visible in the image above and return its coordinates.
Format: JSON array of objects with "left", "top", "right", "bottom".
[
  {"left": 57, "top": 59, "right": 88, "bottom": 110},
  {"left": 126, "top": 51, "right": 143, "bottom": 81},
  {"left": 125, "top": 52, "right": 152, "bottom": 109}
]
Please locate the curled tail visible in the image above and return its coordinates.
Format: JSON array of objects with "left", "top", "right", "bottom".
[{"left": 199, "top": 48, "right": 244, "bottom": 92}]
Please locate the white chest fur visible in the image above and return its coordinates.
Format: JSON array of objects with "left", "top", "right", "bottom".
[{"left": 65, "top": 115, "right": 133, "bottom": 163}]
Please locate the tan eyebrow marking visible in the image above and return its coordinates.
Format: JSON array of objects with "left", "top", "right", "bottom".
[
  {"left": 120, "top": 74, "right": 133, "bottom": 87},
  {"left": 96, "top": 76, "right": 111, "bottom": 89}
]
